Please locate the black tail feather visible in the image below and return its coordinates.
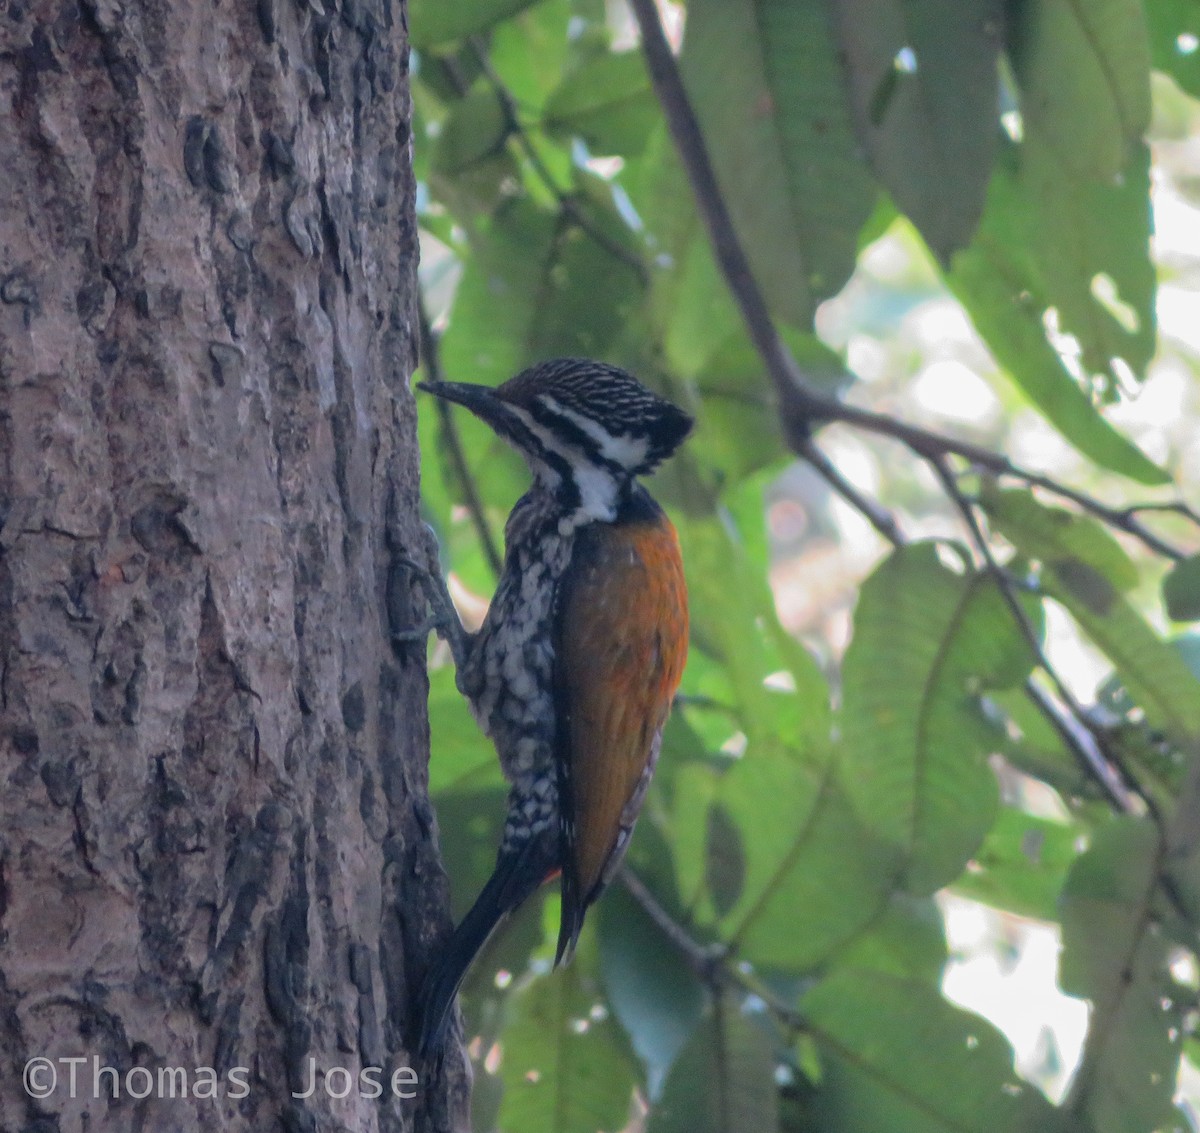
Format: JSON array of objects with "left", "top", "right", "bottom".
[
  {"left": 417, "top": 840, "right": 548, "bottom": 1057},
  {"left": 555, "top": 862, "right": 585, "bottom": 966}
]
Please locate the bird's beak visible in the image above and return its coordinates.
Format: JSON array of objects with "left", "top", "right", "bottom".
[{"left": 417, "top": 380, "right": 510, "bottom": 430}]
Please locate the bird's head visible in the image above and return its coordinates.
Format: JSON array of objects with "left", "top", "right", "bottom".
[{"left": 419, "top": 358, "right": 692, "bottom": 521}]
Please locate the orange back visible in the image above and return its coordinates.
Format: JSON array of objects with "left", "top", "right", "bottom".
[{"left": 554, "top": 509, "right": 689, "bottom": 910}]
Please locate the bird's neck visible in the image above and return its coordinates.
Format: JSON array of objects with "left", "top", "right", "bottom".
[
  {"left": 525, "top": 462, "right": 633, "bottom": 531},
  {"left": 564, "top": 461, "right": 625, "bottom": 525}
]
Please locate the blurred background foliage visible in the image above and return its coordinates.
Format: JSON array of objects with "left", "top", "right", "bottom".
[{"left": 409, "top": 1, "right": 1200, "bottom": 1129}]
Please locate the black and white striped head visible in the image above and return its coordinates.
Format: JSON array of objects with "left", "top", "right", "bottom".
[{"left": 419, "top": 359, "right": 692, "bottom": 520}]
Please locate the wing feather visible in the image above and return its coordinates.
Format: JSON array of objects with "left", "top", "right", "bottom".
[{"left": 553, "top": 510, "right": 688, "bottom": 960}]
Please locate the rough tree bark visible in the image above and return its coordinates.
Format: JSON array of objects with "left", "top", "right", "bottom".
[{"left": 0, "top": 1, "right": 467, "bottom": 1130}]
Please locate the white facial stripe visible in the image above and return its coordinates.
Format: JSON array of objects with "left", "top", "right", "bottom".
[
  {"left": 540, "top": 396, "right": 651, "bottom": 470},
  {"left": 509, "top": 404, "right": 619, "bottom": 521},
  {"left": 501, "top": 405, "right": 561, "bottom": 484},
  {"left": 509, "top": 405, "right": 568, "bottom": 461}
]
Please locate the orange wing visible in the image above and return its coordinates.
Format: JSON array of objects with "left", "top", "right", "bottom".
[{"left": 553, "top": 508, "right": 688, "bottom": 961}]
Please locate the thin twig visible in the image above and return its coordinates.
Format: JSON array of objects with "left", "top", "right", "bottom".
[
  {"left": 1123, "top": 500, "right": 1200, "bottom": 529},
  {"left": 620, "top": 867, "right": 806, "bottom": 1031},
  {"left": 467, "top": 38, "right": 649, "bottom": 284},
  {"left": 928, "top": 453, "right": 1136, "bottom": 813},
  {"left": 619, "top": 868, "right": 724, "bottom": 979},
  {"left": 1021, "top": 682, "right": 1134, "bottom": 811},
  {"left": 931, "top": 456, "right": 1079, "bottom": 715},
  {"left": 802, "top": 401, "right": 1191, "bottom": 566},
  {"left": 417, "top": 300, "right": 504, "bottom": 577},
  {"left": 798, "top": 436, "right": 906, "bottom": 547},
  {"left": 1008, "top": 469, "right": 1186, "bottom": 562}
]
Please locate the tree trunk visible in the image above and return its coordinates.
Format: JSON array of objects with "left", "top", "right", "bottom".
[{"left": 0, "top": 1, "right": 466, "bottom": 1129}]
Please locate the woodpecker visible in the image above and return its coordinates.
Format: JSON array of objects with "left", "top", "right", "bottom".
[{"left": 412, "top": 357, "right": 691, "bottom": 1055}]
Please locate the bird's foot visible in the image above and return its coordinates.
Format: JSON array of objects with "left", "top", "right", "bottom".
[{"left": 390, "top": 526, "right": 472, "bottom": 673}]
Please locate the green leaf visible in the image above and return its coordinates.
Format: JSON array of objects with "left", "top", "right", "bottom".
[
  {"left": 647, "top": 996, "right": 779, "bottom": 1133},
  {"left": 979, "top": 488, "right": 1138, "bottom": 591},
  {"left": 564, "top": 165, "right": 650, "bottom": 281},
  {"left": 684, "top": 333, "right": 845, "bottom": 483},
  {"left": 829, "top": 0, "right": 1002, "bottom": 261},
  {"left": 1060, "top": 597, "right": 1200, "bottom": 742},
  {"left": 1147, "top": 0, "right": 1200, "bottom": 97},
  {"left": 691, "top": 392, "right": 786, "bottom": 484},
  {"left": 668, "top": 759, "right": 723, "bottom": 911},
  {"left": 1059, "top": 818, "right": 1161, "bottom": 998},
  {"left": 628, "top": 127, "right": 747, "bottom": 378},
  {"left": 951, "top": 806, "right": 1082, "bottom": 920},
  {"left": 426, "top": 666, "right": 504, "bottom": 795},
  {"left": 629, "top": 133, "right": 846, "bottom": 391},
  {"left": 527, "top": 220, "right": 646, "bottom": 362},
  {"left": 1164, "top": 554, "right": 1200, "bottom": 622},
  {"left": 661, "top": 226, "right": 745, "bottom": 378},
  {"left": 409, "top": 0, "right": 541, "bottom": 49},
  {"left": 803, "top": 970, "right": 1056, "bottom": 1132},
  {"left": 429, "top": 786, "right": 509, "bottom": 922},
  {"left": 1023, "top": 138, "right": 1156, "bottom": 393},
  {"left": 414, "top": 47, "right": 484, "bottom": 106},
  {"left": 987, "top": 686, "right": 1099, "bottom": 801},
  {"left": 1008, "top": 0, "right": 1151, "bottom": 181},
  {"left": 619, "top": 783, "right": 689, "bottom": 909},
  {"left": 717, "top": 757, "right": 896, "bottom": 969},
  {"left": 680, "top": 0, "right": 876, "bottom": 328},
  {"left": 440, "top": 190, "right": 643, "bottom": 384},
  {"left": 598, "top": 886, "right": 707, "bottom": 1098},
  {"left": 949, "top": 152, "right": 1166, "bottom": 484},
  {"left": 950, "top": 243, "right": 1163, "bottom": 483},
  {"left": 840, "top": 545, "right": 1037, "bottom": 893},
  {"left": 500, "top": 940, "right": 639, "bottom": 1133},
  {"left": 440, "top": 199, "right": 559, "bottom": 388},
  {"left": 676, "top": 511, "right": 832, "bottom": 756},
  {"left": 544, "top": 51, "right": 659, "bottom": 156},
  {"left": 985, "top": 490, "right": 1200, "bottom": 741},
  {"left": 1059, "top": 818, "right": 1183, "bottom": 1133},
  {"left": 628, "top": 123, "right": 704, "bottom": 279},
  {"left": 706, "top": 801, "right": 747, "bottom": 918},
  {"left": 831, "top": 893, "right": 947, "bottom": 987},
  {"left": 430, "top": 88, "right": 509, "bottom": 176},
  {"left": 490, "top": 0, "right": 573, "bottom": 113}
]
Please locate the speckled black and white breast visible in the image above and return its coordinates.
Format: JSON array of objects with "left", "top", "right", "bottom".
[{"left": 461, "top": 489, "right": 576, "bottom": 783}]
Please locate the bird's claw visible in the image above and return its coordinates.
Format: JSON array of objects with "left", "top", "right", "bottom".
[
  {"left": 392, "top": 613, "right": 453, "bottom": 646},
  {"left": 391, "top": 538, "right": 471, "bottom": 672}
]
